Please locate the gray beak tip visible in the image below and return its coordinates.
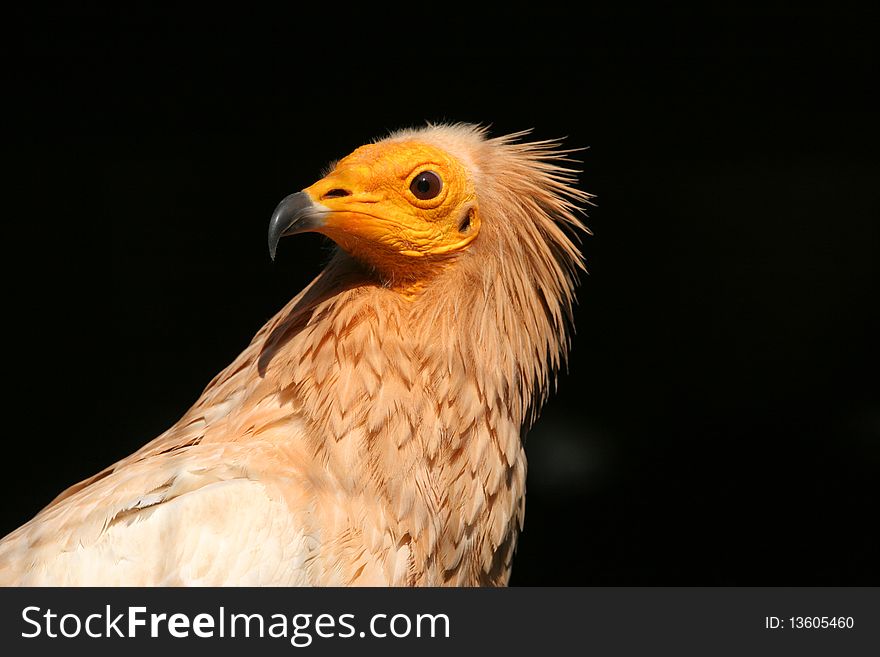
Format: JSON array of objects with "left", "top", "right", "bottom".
[{"left": 267, "top": 191, "right": 322, "bottom": 261}]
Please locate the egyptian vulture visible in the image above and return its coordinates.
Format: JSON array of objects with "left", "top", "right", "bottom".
[{"left": 0, "top": 123, "right": 589, "bottom": 585}]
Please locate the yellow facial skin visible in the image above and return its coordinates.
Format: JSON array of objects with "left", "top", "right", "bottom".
[{"left": 302, "top": 141, "right": 481, "bottom": 285}]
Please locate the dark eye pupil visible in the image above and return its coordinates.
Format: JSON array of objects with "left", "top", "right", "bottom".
[{"left": 410, "top": 170, "right": 442, "bottom": 200}]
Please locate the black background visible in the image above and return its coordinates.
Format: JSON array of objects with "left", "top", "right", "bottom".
[{"left": 8, "top": 4, "right": 878, "bottom": 584}]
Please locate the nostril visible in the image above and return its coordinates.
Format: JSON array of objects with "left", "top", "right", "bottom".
[{"left": 322, "top": 188, "right": 351, "bottom": 199}]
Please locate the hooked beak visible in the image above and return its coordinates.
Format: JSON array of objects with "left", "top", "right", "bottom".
[{"left": 267, "top": 192, "right": 326, "bottom": 260}]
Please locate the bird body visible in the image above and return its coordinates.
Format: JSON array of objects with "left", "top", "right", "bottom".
[{"left": 0, "top": 124, "right": 588, "bottom": 585}]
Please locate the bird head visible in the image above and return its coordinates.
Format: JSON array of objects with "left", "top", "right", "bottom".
[
  {"left": 269, "top": 124, "right": 589, "bottom": 291},
  {"left": 269, "top": 134, "right": 486, "bottom": 290}
]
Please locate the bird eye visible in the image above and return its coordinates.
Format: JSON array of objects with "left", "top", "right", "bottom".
[{"left": 410, "top": 171, "right": 442, "bottom": 200}]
